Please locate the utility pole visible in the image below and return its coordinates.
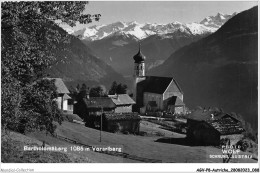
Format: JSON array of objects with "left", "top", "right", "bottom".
[
  {"left": 100, "top": 106, "right": 103, "bottom": 142},
  {"left": 99, "top": 90, "right": 103, "bottom": 143}
]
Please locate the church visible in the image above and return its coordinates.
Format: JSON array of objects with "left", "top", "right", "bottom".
[{"left": 132, "top": 44, "right": 186, "bottom": 114}]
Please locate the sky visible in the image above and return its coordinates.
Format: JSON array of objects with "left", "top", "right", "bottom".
[{"left": 69, "top": 1, "right": 258, "bottom": 30}]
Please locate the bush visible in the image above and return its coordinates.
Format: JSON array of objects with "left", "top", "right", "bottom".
[
  {"left": 123, "top": 131, "right": 129, "bottom": 135},
  {"left": 62, "top": 113, "right": 83, "bottom": 123},
  {"left": 111, "top": 124, "right": 120, "bottom": 133},
  {"left": 139, "top": 131, "right": 148, "bottom": 136},
  {"left": 220, "top": 138, "right": 230, "bottom": 146},
  {"left": 237, "top": 140, "right": 249, "bottom": 151},
  {"left": 236, "top": 139, "right": 256, "bottom": 152},
  {"left": 155, "top": 131, "right": 165, "bottom": 137}
]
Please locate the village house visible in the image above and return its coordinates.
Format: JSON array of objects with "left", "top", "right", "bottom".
[
  {"left": 186, "top": 110, "right": 245, "bottom": 146},
  {"left": 73, "top": 94, "right": 141, "bottom": 133},
  {"left": 132, "top": 44, "right": 185, "bottom": 114},
  {"left": 108, "top": 94, "right": 135, "bottom": 113},
  {"left": 47, "top": 78, "right": 72, "bottom": 112},
  {"left": 73, "top": 97, "right": 116, "bottom": 126},
  {"left": 74, "top": 97, "right": 116, "bottom": 128}
]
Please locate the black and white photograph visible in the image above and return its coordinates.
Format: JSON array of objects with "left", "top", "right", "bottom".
[{"left": 1, "top": 1, "right": 259, "bottom": 172}]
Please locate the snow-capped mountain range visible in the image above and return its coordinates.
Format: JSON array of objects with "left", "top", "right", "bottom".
[
  {"left": 200, "top": 12, "right": 237, "bottom": 28},
  {"left": 63, "top": 12, "right": 237, "bottom": 41}
]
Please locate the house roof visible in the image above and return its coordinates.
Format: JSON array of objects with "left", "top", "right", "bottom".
[
  {"left": 108, "top": 94, "right": 135, "bottom": 105},
  {"left": 206, "top": 117, "right": 245, "bottom": 135},
  {"left": 63, "top": 93, "right": 71, "bottom": 100},
  {"left": 104, "top": 112, "right": 141, "bottom": 121},
  {"left": 83, "top": 97, "right": 116, "bottom": 109},
  {"left": 188, "top": 111, "right": 244, "bottom": 135},
  {"left": 46, "top": 78, "right": 70, "bottom": 94},
  {"left": 165, "top": 96, "right": 185, "bottom": 106},
  {"left": 142, "top": 76, "right": 183, "bottom": 94}
]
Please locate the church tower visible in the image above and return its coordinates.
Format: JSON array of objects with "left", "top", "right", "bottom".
[{"left": 133, "top": 42, "right": 146, "bottom": 102}]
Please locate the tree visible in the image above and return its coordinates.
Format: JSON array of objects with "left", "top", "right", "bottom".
[
  {"left": 108, "top": 81, "right": 118, "bottom": 95},
  {"left": 108, "top": 81, "right": 128, "bottom": 95},
  {"left": 21, "top": 79, "right": 62, "bottom": 134},
  {"left": 89, "top": 86, "right": 104, "bottom": 97},
  {"left": 81, "top": 83, "right": 87, "bottom": 91},
  {"left": 116, "top": 83, "right": 128, "bottom": 94},
  {"left": 79, "top": 83, "right": 89, "bottom": 99},
  {"left": 1, "top": 2, "right": 100, "bottom": 134}
]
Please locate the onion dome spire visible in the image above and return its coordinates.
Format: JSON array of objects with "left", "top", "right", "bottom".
[{"left": 133, "top": 41, "right": 145, "bottom": 63}]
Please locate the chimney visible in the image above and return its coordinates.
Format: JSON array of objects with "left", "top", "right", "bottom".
[
  {"left": 86, "top": 93, "right": 90, "bottom": 99},
  {"left": 86, "top": 87, "right": 90, "bottom": 99}
]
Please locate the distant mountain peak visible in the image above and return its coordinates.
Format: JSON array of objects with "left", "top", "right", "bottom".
[
  {"left": 127, "top": 21, "right": 138, "bottom": 25},
  {"left": 200, "top": 12, "right": 236, "bottom": 28},
  {"left": 216, "top": 12, "right": 225, "bottom": 17},
  {"left": 63, "top": 12, "right": 237, "bottom": 41}
]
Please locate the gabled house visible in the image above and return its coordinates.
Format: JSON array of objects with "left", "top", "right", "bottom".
[
  {"left": 74, "top": 97, "right": 116, "bottom": 118},
  {"left": 187, "top": 110, "right": 245, "bottom": 146},
  {"left": 108, "top": 94, "right": 135, "bottom": 113},
  {"left": 47, "top": 78, "right": 71, "bottom": 112},
  {"left": 74, "top": 96, "right": 141, "bottom": 133},
  {"left": 73, "top": 97, "right": 116, "bottom": 127}
]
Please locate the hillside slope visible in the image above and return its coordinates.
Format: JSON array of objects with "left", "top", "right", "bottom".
[
  {"left": 1, "top": 131, "right": 88, "bottom": 163},
  {"left": 46, "top": 24, "right": 126, "bottom": 88},
  {"left": 149, "top": 6, "right": 258, "bottom": 129},
  {"left": 84, "top": 31, "right": 208, "bottom": 76},
  {"left": 2, "top": 131, "right": 127, "bottom": 163},
  {"left": 29, "top": 121, "right": 257, "bottom": 163}
]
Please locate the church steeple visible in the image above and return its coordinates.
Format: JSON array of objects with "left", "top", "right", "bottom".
[
  {"left": 133, "top": 41, "right": 145, "bottom": 63},
  {"left": 133, "top": 42, "right": 145, "bottom": 77},
  {"left": 132, "top": 42, "right": 146, "bottom": 102}
]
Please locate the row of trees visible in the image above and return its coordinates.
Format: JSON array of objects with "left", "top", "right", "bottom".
[
  {"left": 73, "top": 81, "right": 128, "bottom": 100},
  {"left": 1, "top": 2, "right": 100, "bottom": 134}
]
